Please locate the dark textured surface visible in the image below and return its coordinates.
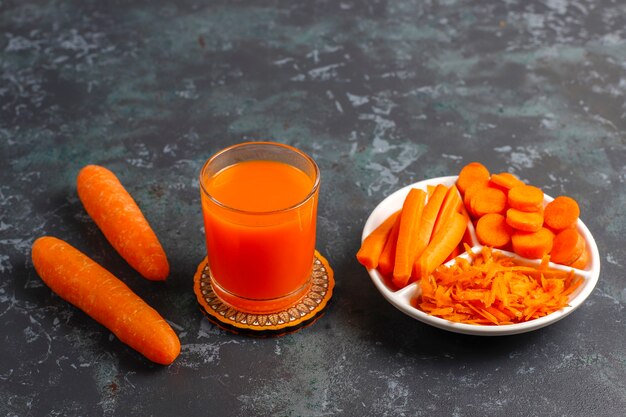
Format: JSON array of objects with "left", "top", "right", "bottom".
[{"left": 2, "top": 1, "right": 625, "bottom": 416}]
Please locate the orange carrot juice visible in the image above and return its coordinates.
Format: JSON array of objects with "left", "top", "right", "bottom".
[{"left": 200, "top": 143, "right": 319, "bottom": 313}]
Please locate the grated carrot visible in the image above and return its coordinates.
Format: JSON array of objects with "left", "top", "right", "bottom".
[{"left": 416, "top": 247, "right": 582, "bottom": 325}]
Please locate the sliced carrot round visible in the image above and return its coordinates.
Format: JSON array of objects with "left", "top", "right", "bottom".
[
  {"left": 550, "top": 228, "right": 585, "bottom": 265},
  {"left": 471, "top": 187, "right": 507, "bottom": 217},
  {"left": 476, "top": 213, "right": 512, "bottom": 248},
  {"left": 490, "top": 172, "right": 524, "bottom": 190},
  {"left": 463, "top": 180, "right": 489, "bottom": 211},
  {"left": 544, "top": 196, "right": 580, "bottom": 232},
  {"left": 511, "top": 228, "right": 554, "bottom": 259},
  {"left": 456, "top": 162, "right": 490, "bottom": 195},
  {"left": 506, "top": 208, "right": 543, "bottom": 232},
  {"left": 508, "top": 185, "right": 544, "bottom": 212},
  {"left": 569, "top": 247, "right": 589, "bottom": 270}
]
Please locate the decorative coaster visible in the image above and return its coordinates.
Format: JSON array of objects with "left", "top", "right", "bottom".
[{"left": 193, "top": 251, "right": 334, "bottom": 336}]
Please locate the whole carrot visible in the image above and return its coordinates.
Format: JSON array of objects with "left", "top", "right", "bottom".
[
  {"left": 31, "top": 236, "right": 180, "bottom": 365},
  {"left": 77, "top": 165, "right": 169, "bottom": 280}
]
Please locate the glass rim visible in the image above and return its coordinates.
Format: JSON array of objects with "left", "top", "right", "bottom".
[{"left": 199, "top": 141, "right": 320, "bottom": 216}]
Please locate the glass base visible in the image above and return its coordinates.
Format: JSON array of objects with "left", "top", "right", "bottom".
[
  {"left": 194, "top": 250, "right": 334, "bottom": 335},
  {"left": 209, "top": 274, "right": 312, "bottom": 314}
]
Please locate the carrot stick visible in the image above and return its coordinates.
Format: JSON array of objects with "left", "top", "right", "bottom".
[
  {"left": 445, "top": 227, "right": 474, "bottom": 264},
  {"left": 392, "top": 188, "right": 427, "bottom": 288},
  {"left": 550, "top": 228, "right": 586, "bottom": 265},
  {"left": 413, "top": 185, "right": 449, "bottom": 260},
  {"left": 456, "top": 162, "right": 490, "bottom": 195},
  {"left": 507, "top": 185, "right": 544, "bottom": 212},
  {"left": 432, "top": 186, "right": 463, "bottom": 237},
  {"left": 413, "top": 211, "right": 467, "bottom": 280},
  {"left": 357, "top": 210, "right": 401, "bottom": 270},
  {"left": 506, "top": 208, "right": 543, "bottom": 232},
  {"left": 544, "top": 196, "right": 580, "bottom": 232},
  {"left": 31, "top": 236, "right": 180, "bottom": 365},
  {"left": 374, "top": 213, "right": 401, "bottom": 276},
  {"left": 77, "top": 165, "right": 169, "bottom": 281},
  {"left": 475, "top": 213, "right": 512, "bottom": 248},
  {"left": 470, "top": 187, "right": 507, "bottom": 217},
  {"left": 511, "top": 228, "right": 554, "bottom": 259},
  {"left": 444, "top": 243, "right": 464, "bottom": 263}
]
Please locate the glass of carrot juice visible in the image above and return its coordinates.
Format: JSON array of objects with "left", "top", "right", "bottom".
[{"left": 199, "top": 142, "right": 320, "bottom": 314}]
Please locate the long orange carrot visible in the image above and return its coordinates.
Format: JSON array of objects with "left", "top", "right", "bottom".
[
  {"left": 392, "top": 188, "right": 426, "bottom": 288},
  {"left": 413, "top": 211, "right": 467, "bottom": 280},
  {"left": 357, "top": 210, "right": 401, "bottom": 270},
  {"left": 77, "top": 165, "right": 169, "bottom": 281},
  {"left": 31, "top": 236, "right": 180, "bottom": 365}
]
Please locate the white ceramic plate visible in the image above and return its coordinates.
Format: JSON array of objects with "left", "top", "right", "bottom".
[{"left": 362, "top": 176, "right": 600, "bottom": 336}]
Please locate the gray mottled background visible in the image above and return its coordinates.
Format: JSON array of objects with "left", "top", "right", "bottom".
[{"left": 1, "top": 0, "right": 625, "bottom": 416}]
